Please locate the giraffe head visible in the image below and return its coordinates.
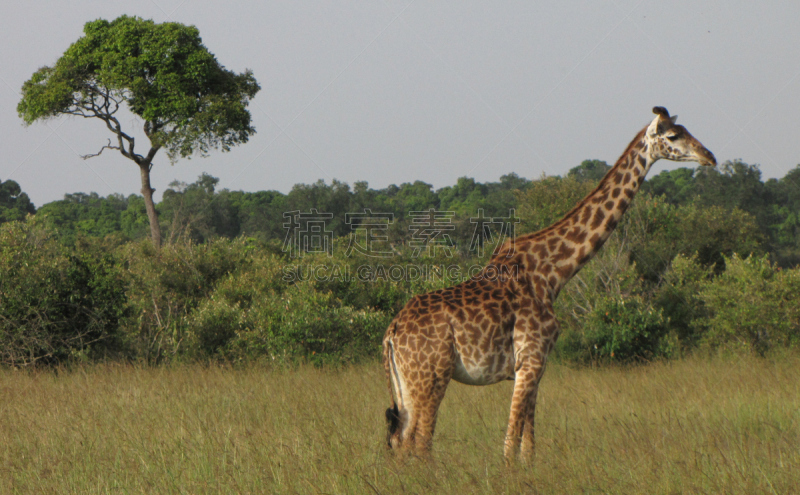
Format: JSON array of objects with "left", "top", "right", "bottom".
[{"left": 645, "top": 106, "right": 716, "bottom": 167}]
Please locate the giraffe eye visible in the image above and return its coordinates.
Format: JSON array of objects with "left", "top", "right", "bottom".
[{"left": 666, "top": 134, "right": 680, "bottom": 141}]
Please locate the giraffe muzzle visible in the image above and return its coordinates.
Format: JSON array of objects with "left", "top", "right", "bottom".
[
  {"left": 700, "top": 150, "right": 717, "bottom": 167},
  {"left": 698, "top": 147, "right": 716, "bottom": 167}
]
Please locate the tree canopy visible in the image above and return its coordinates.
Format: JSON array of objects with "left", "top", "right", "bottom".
[
  {"left": 0, "top": 179, "right": 36, "bottom": 223},
  {"left": 568, "top": 159, "right": 612, "bottom": 182},
  {"left": 17, "top": 15, "right": 260, "bottom": 246}
]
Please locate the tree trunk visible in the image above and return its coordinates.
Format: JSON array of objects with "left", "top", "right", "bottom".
[{"left": 139, "top": 162, "right": 162, "bottom": 248}]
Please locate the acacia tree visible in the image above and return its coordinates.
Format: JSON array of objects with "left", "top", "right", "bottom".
[{"left": 17, "top": 15, "right": 260, "bottom": 247}]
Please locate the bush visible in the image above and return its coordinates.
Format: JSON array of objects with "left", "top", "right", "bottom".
[
  {"left": 515, "top": 174, "right": 596, "bottom": 233},
  {"left": 555, "top": 235, "right": 670, "bottom": 363},
  {"left": 696, "top": 254, "right": 800, "bottom": 354},
  {"left": 302, "top": 238, "right": 471, "bottom": 314},
  {"left": 0, "top": 220, "right": 125, "bottom": 366},
  {"left": 564, "top": 296, "right": 668, "bottom": 363},
  {"left": 117, "top": 237, "right": 252, "bottom": 363},
  {"left": 188, "top": 253, "right": 391, "bottom": 364},
  {"left": 622, "top": 195, "right": 763, "bottom": 282},
  {"left": 653, "top": 254, "right": 712, "bottom": 350}
]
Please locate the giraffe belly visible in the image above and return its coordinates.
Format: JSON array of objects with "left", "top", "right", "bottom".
[{"left": 452, "top": 350, "right": 515, "bottom": 385}]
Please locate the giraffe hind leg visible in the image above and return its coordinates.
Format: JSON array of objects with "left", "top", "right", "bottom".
[
  {"left": 398, "top": 369, "right": 452, "bottom": 456},
  {"left": 386, "top": 348, "right": 449, "bottom": 456}
]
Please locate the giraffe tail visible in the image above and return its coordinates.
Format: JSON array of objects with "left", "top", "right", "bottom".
[{"left": 383, "top": 323, "right": 401, "bottom": 448}]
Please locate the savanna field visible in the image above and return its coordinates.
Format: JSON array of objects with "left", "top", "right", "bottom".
[
  {"left": 5, "top": 9, "right": 800, "bottom": 495},
  {"left": 2, "top": 354, "right": 798, "bottom": 494},
  {"left": 2, "top": 163, "right": 800, "bottom": 493}
]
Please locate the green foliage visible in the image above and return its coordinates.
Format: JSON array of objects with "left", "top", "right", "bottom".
[
  {"left": 642, "top": 167, "right": 699, "bottom": 204},
  {"left": 17, "top": 15, "right": 260, "bottom": 161},
  {"left": 186, "top": 234, "right": 482, "bottom": 363},
  {"left": 302, "top": 237, "right": 476, "bottom": 313},
  {"left": 5, "top": 157, "right": 800, "bottom": 367},
  {"left": 675, "top": 203, "right": 763, "bottom": 269},
  {"left": 622, "top": 194, "right": 763, "bottom": 281},
  {"left": 765, "top": 165, "right": 800, "bottom": 265},
  {"left": 117, "top": 238, "right": 251, "bottom": 363},
  {"left": 0, "top": 179, "right": 35, "bottom": 223},
  {"left": 692, "top": 161, "right": 768, "bottom": 215},
  {"left": 643, "top": 161, "right": 800, "bottom": 266},
  {"left": 228, "top": 189, "right": 287, "bottom": 241},
  {"left": 555, "top": 235, "right": 670, "bottom": 363},
  {"left": 0, "top": 220, "right": 125, "bottom": 366},
  {"left": 285, "top": 179, "right": 355, "bottom": 237},
  {"left": 568, "top": 159, "right": 611, "bottom": 182},
  {"left": 515, "top": 174, "right": 597, "bottom": 233},
  {"left": 695, "top": 254, "right": 800, "bottom": 354},
  {"left": 160, "top": 173, "right": 240, "bottom": 243},
  {"left": 119, "top": 195, "right": 151, "bottom": 240},
  {"left": 36, "top": 192, "right": 132, "bottom": 245},
  {"left": 645, "top": 161, "right": 768, "bottom": 216},
  {"left": 188, "top": 252, "right": 391, "bottom": 364},
  {"left": 616, "top": 194, "right": 681, "bottom": 281},
  {"left": 437, "top": 175, "right": 527, "bottom": 250},
  {"left": 653, "top": 254, "right": 712, "bottom": 349},
  {"left": 563, "top": 296, "right": 668, "bottom": 363}
]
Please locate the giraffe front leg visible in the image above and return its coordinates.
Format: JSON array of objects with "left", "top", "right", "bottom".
[
  {"left": 517, "top": 305, "right": 559, "bottom": 460},
  {"left": 520, "top": 381, "right": 540, "bottom": 459},
  {"left": 519, "top": 346, "right": 554, "bottom": 459},
  {"left": 504, "top": 353, "right": 543, "bottom": 460}
]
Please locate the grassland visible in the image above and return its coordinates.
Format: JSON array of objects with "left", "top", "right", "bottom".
[{"left": 1, "top": 354, "right": 798, "bottom": 494}]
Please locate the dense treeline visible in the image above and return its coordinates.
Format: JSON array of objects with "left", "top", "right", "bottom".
[
  {"left": 31, "top": 172, "right": 529, "bottom": 248},
  {"left": 14, "top": 160, "right": 800, "bottom": 265},
  {"left": 0, "top": 159, "right": 798, "bottom": 366}
]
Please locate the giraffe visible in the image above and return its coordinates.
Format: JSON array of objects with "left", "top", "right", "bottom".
[{"left": 382, "top": 107, "right": 716, "bottom": 459}]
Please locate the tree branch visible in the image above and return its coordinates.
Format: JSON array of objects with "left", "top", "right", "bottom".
[
  {"left": 69, "top": 86, "right": 146, "bottom": 163},
  {"left": 80, "top": 139, "right": 121, "bottom": 160}
]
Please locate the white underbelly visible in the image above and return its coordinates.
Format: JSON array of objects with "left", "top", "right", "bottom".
[{"left": 451, "top": 351, "right": 514, "bottom": 385}]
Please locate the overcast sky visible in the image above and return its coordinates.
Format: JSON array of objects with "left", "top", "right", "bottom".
[{"left": 2, "top": 1, "right": 799, "bottom": 207}]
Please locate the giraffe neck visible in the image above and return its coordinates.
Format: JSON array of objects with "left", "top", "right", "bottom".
[{"left": 501, "top": 127, "right": 658, "bottom": 299}]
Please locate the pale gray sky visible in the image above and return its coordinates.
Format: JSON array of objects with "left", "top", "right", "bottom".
[{"left": 2, "top": 1, "right": 799, "bottom": 207}]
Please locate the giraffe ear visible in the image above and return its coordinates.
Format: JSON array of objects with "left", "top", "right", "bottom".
[
  {"left": 648, "top": 107, "right": 674, "bottom": 135},
  {"left": 646, "top": 114, "right": 661, "bottom": 136}
]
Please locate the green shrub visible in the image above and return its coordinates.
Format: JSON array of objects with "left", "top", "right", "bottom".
[
  {"left": 653, "top": 254, "right": 713, "bottom": 350},
  {"left": 696, "top": 254, "right": 800, "bottom": 354},
  {"left": 557, "top": 295, "right": 668, "bottom": 363},
  {"left": 303, "top": 239, "right": 472, "bottom": 314},
  {"left": 622, "top": 195, "right": 763, "bottom": 282},
  {"left": 117, "top": 237, "right": 252, "bottom": 363},
  {"left": 583, "top": 297, "right": 667, "bottom": 362},
  {"left": 0, "top": 220, "right": 125, "bottom": 366},
  {"left": 188, "top": 253, "right": 391, "bottom": 363},
  {"left": 555, "top": 235, "right": 671, "bottom": 363}
]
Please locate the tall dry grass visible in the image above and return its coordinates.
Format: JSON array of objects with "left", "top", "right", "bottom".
[{"left": 1, "top": 354, "right": 798, "bottom": 494}]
